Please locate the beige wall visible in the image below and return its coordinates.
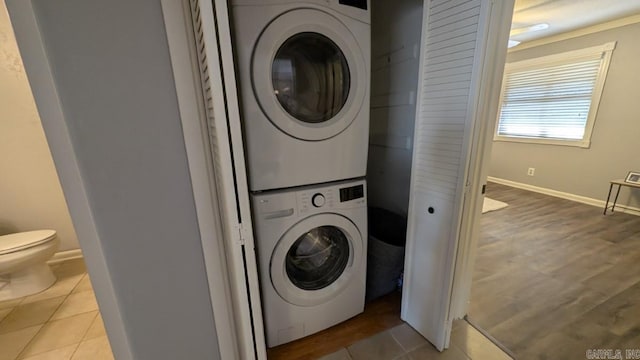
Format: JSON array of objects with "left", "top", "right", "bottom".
[
  {"left": 0, "top": 3, "right": 78, "bottom": 249},
  {"left": 489, "top": 21, "right": 640, "bottom": 209}
]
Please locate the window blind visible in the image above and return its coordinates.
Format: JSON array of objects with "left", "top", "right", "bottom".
[
  {"left": 494, "top": 41, "right": 616, "bottom": 148},
  {"left": 497, "top": 53, "right": 605, "bottom": 142}
]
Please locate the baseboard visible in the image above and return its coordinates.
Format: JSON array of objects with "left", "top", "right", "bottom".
[
  {"left": 487, "top": 176, "right": 640, "bottom": 217},
  {"left": 48, "top": 249, "right": 83, "bottom": 265}
]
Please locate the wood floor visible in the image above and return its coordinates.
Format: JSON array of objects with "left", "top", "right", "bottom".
[
  {"left": 267, "top": 292, "right": 403, "bottom": 360},
  {"left": 470, "top": 182, "right": 640, "bottom": 359}
]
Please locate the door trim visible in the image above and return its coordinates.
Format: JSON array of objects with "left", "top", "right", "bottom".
[{"left": 160, "top": 1, "right": 241, "bottom": 359}]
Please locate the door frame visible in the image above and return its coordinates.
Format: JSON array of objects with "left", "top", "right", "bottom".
[{"left": 173, "top": 0, "right": 514, "bottom": 357}]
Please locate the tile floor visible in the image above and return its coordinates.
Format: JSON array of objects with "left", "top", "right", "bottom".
[
  {"left": 0, "top": 259, "right": 113, "bottom": 360},
  {"left": 318, "top": 320, "right": 513, "bottom": 360},
  {"left": 0, "top": 258, "right": 511, "bottom": 360}
]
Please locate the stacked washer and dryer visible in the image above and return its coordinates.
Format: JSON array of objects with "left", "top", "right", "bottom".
[{"left": 230, "top": 0, "right": 371, "bottom": 347}]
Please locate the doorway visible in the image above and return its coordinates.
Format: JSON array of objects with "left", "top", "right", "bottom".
[
  {"left": 183, "top": 0, "right": 514, "bottom": 357},
  {"left": 466, "top": 4, "right": 640, "bottom": 358}
]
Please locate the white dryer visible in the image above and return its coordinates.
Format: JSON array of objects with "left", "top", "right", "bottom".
[
  {"left": 230, "top": 0, "right": 370, "bottom": 191},
  {"left": 251, "top": 179, "right": 367, "bottom": 347}
]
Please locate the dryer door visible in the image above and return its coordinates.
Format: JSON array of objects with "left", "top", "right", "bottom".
[
  {"left": 252, "top": 9, "right": 366, "bottom": 141},
  {"left": 270, "top": 213, "right": 364, "bottom": 306}
]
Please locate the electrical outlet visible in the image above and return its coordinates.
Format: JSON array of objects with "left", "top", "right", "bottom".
[{"left": 527, "top": 168, "right": 535, "bottom": 176}]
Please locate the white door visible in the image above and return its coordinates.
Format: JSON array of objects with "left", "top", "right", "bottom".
[{"left": 402, "top": 0, "right": 513, "bottom": 351}]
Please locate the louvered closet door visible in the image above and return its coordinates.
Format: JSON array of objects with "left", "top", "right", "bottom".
[
  {"left": 189, "top": 0, "right": 266, "bottom": 359},
  {"left": 402, "top": 0, "right": 493, "bottom": 350}
]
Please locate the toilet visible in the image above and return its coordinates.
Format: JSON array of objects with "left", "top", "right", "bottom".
[{"left": 0, "top": 230, "right": 60, "bottom": 301}]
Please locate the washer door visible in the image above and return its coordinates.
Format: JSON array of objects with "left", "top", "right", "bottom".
[
  {"left": 270, "top": 213, "right": 363, "bottom": 306},
  {"left": 252, "top": 9, "right": 366, "bottom": 141}
]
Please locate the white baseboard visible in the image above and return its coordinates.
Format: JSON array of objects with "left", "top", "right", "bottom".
[
  {"left": 48, "top": 249, "right": 83, "bottom": 265},
  {"left": 487, "top": 176, "right": 640, "bottom": 217}
]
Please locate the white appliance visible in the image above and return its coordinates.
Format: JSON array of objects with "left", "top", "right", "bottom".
[
  {"left": 230, "top": 0, "right": 371, "bottom": 191},
  {"left": 251, "top": 179, "right": 367, "bottom": 347}
]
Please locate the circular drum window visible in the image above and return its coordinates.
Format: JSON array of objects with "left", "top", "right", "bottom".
[
  {"left": 285, "top": 226, "right": 350, "bottom": 290},
  {"left": 272, "top": 32, "right": 351, "bottom": 124}
]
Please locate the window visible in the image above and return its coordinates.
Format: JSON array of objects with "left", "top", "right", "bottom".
[{"left": 495, "top": 42, "right": 616, "bottom": 147}]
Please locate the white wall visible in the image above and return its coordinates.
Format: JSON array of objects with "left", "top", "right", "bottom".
[
  {"left": 367, "top": 0, "right": 423, "bottom": 215},
  {"left": 489, "top": 21, "right": 640, "bottom": 209},
  {"left": 16, "top": 0, "right": 222, "bottom": 358},
  {"left": 0, "top": 1, "right": 78, "bottom": 250}
]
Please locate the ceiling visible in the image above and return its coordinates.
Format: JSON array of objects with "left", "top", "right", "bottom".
[{"left": 511, "top": 0, "right": 640, "bottom": 43}]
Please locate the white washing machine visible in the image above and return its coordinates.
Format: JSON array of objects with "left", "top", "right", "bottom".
[
  {"left": 230, "top": 0, "right": 370, "bottom": 191},
  {"left": 251, "top": 179, "right": 367, "bottom": 347}
]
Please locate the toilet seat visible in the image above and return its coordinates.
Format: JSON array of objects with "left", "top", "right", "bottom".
[{"left": 0, "top": 230, "right": 57, "bottom": 255}]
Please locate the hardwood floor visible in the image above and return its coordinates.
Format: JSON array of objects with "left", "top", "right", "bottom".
[
  {"left": 470, "top": 182, "right": 640, "bottom": 359},
  {"left": 267, "top": 292, "right": 403, "bottom": 360}
]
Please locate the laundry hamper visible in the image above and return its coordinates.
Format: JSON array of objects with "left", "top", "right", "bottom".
[{"left": 366, "top": 207, "right": 407, "bottom": 302}]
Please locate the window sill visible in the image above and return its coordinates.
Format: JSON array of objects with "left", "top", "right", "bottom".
[{"left": 493, "top": 135, "right": 591, "bottom": 148}]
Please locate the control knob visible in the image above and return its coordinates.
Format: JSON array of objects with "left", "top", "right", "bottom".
[{"left": 311, "top": 193, "right": 326, "bottom": 208}]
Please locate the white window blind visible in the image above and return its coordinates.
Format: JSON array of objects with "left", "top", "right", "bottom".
[{"left": 495, "top": 42, "right": 615, "bottom": 147}]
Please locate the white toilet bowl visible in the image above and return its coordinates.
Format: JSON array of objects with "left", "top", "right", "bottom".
[{"left": 0, "top": 230, "right": 60, "bottom": 301}]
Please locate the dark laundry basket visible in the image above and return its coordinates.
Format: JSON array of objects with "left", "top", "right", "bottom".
[{"left": 366, "top": 207, "right": 407, "bottom": 302}]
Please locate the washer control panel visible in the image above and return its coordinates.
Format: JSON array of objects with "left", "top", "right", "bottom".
[
  {"left": 299, "top": 189, "right": 334, "bottom": 213},
  {"left": 297, "top": 180, "right": 366, "bottom": 214}
]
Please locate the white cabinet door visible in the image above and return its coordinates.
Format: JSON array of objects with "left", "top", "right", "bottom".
[{"left": 402, "top": 0, "right": 512, "bottom": 351}]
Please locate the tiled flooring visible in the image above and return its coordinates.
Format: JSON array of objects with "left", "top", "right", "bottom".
[
  {"left": 0, "top": 255, "right": 512, "bottom": 360},
  {"left": 0, "top": 259, "right": 113, "bottom": 360},
  {"left": 318, "top": 320, "right": 512, "bottom": 360}
]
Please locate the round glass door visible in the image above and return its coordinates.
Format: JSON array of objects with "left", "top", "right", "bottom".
[
  {"left": 270, "top": 213, "right": 363, "bottom": 306},
  {"left": 251, "top": 9, "right": 367, "bottom": 141},
  {"left": 285, "top": 226, "right": 350, "bottom": 290},
  {"left": 272, "top": 33, "right": 350, "bottom": 124}
]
